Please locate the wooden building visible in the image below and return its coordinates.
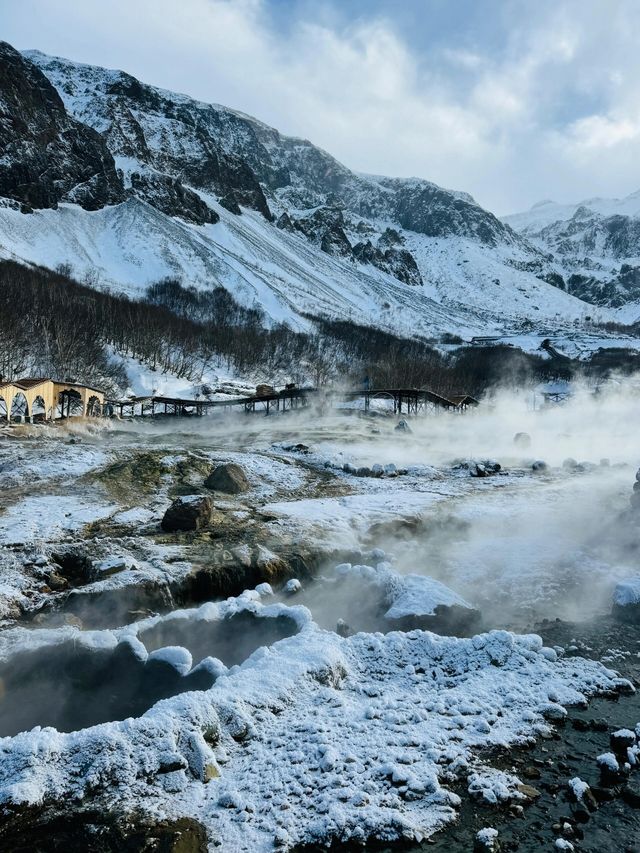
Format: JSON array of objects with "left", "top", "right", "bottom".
[{"left": 0, "top": 378, "right": 105, "bottom": 422}]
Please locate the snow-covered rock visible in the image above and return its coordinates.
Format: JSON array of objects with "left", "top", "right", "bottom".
[{"left": 612, "top": 576, "right": 640, "bottom": 622}]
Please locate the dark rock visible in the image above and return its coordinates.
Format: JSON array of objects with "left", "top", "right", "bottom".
[
  {"left": 356, "top": 466, "right": 372, "bottom": 478},
  {"left": 471, "top": 461, "right": 501, "bottom": 478},
  {"left": 386, "top": 603, "right": 482, "bottom": 638},
  {"left": 532, "top": 460, "right": 548, "bottom": 472},
  {"left": 46, "top": 572, "right": 69, "bottom": 592},
  {"left": 320, "top": 224, "right": 352, "bottom": 258},
  {"left": 352, "top": 239, "right": 423, "bottom": 286},
  {"left": 0, "top": 42, "right": 124, "bottom": 211},
  {"left": 521, "top": 766, "right": 541, "bottom": 780},
  {"left": 161, "top": 495, "right": 214, "bottom": 532},
  {"left": 218, "top": 191, "right": 242, "bottom": 215},
  {"left": 128, "top": 172, "right": 218, "bottom": 225},
  {"left": 0, "top": 808, "right": 209, "bottom": 853},
  {"left": 591, "top": 718, "right": 609, "bottom": 732},
  {"left": 377, "top": 227, "right": 404, "bottom": 249},
  {"left": 591, "top": 785, "right": 615, "bottom": 803},
  {"left": 51, "top": 549, "right": 94, "bottom": 585},
  {"left": 204, "top": 463, "right": 250, "bottom": 494},
  {"left": 514, "top": 432, "right": 531, "bottom": 448},
  {"left": 622, "top": 784, "right": 640, "bottom": 808},
  {"left": 276, "top": 211, "right": 296, "bottom": 232},
  {"left": 391, "top": 179, "right": 513, "bottom": 246},
  {"left": 571, "top": 718, "right": 590, "bottom": 732},
  {"left": 395, "top": 419, "right": 412, "bottom": 433}
]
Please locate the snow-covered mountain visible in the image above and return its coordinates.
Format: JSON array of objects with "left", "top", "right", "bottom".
[
  {"left": 504, "top": 193, "right": 640, "bottom": 309},
  {"left": 0, "top": 41, "right": 637, "bottom": 343}
]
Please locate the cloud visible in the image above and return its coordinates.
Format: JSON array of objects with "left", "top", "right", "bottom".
[{"left": 3, "top": 0, "right": 640, "bottom": 214}]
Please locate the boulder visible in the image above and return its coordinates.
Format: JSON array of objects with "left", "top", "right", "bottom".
[
  {"left": 513, "top": 432, "right": 531, "bottom": 449},
  {"left": 395, "top": 419, "right": 412, "bottom": 433},
  {"left": 613, "top": 576, "right": 640, "bottom": 622},
  {"left": 531, "top": 460, "right": 548, "bottom": 472},
  {"left": 205, "top": 463, "right": 250, "bottom": 494},
  {"left": 161, "top": 495, "right": 214, "bottom": 532}
]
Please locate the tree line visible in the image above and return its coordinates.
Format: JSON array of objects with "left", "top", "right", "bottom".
[{"left": 0, "top": 260, "right": 613, "bottom": 398}]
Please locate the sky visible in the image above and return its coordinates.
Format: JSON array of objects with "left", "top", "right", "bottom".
[{"left": 4, "top": 0, "right": 640, "bottom": 215}]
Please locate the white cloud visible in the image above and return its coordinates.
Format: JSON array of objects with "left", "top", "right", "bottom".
[{"left": 4, "top": 0, "right": 640, "bottom": 213}]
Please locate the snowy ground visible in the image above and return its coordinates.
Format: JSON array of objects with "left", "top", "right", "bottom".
[{"left": 0, "top": 386, "right": 639, "bottom": 848}]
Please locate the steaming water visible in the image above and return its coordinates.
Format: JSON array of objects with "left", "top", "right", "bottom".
[
  {"left": 74, "top": 382, "right": 640, "bottom": 629},
  {"left": 3, "top": 383, "right": 640, "bottom": 735}
]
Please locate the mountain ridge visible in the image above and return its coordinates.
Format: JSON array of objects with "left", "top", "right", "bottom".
[{"left": 0, "top": 42, "right": 638, "bottom": 348}]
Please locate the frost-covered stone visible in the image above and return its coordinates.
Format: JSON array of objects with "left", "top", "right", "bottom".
[
  {"left": 612, "top": 576, "right": 640, "bottom": 622},
  {"left": 92, "top": 555, "right": 138, "bottom": 579},
  {"left": 596, "top": 752, "right": 620, "bottom": 774},
  {"left": 611, "top": 728, "right": 637, "bottom": 753},
  {"left": 568, "top": 777, "right": 590, "bottom": 801},
  {"left": 475, "top": 827, "right": 500, "bottom": 852}
]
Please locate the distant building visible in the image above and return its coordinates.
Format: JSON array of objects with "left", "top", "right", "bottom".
[
  {"left": 534, "top": 379, "right": 572, "bottom": 406},
  {"left": 0, "top": 378, "right": 105, "bottom": 422}
]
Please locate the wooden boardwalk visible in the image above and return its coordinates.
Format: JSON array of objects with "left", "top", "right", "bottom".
[{"left": 106, "top": 386, "right": 478, "bottom": 418}]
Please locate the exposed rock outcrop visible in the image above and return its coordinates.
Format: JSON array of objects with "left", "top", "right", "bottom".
[{"left": 0, "top": 41, "right": 124, "bottom": 211}]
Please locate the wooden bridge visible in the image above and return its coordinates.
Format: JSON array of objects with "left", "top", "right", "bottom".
[{"left": 106, "top": 386, "right": 478, "bottom": 418}]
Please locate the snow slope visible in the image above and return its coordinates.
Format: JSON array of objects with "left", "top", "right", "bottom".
[{"left": 0, "top": 195, "right": 602, "bottom": 340}]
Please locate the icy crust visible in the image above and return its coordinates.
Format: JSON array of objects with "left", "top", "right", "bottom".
[
  {"left": 334, "top": 561, "right": 474, "bottom": 619},
  {"left": 0, "top": 587, "right": 308, "bottom": 665},
  {"left": 0, "top": 621, "right": 630, "bottom": 851}
]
